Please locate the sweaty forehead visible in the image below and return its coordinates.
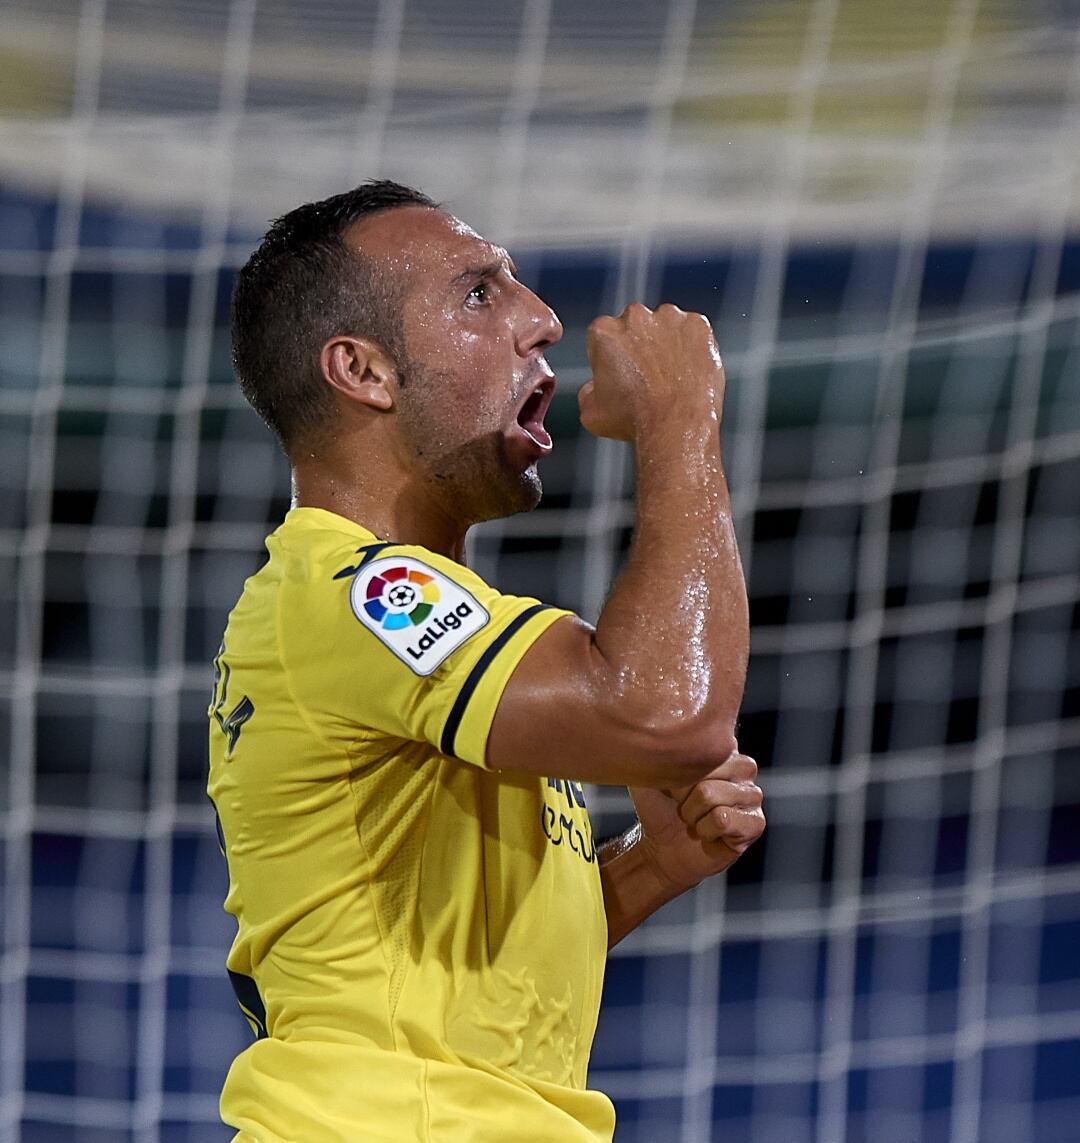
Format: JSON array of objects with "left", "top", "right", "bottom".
[{"left": 342, "top": 205, "right": 506, "bottom": 284}]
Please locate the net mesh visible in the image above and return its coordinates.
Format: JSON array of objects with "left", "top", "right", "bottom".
[{"left": 2, "top": 0, "right": 1079, "bottom": 1140}]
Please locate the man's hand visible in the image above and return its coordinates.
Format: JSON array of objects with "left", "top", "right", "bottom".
[
  {"left": 629, "top": 752, "right": 765, "bottom": 894},
  {"left": 577, "top": 302, "right": 725, "bottom": 442}
]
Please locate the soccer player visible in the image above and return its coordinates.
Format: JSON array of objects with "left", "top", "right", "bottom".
[{"left": 208, "top": 180, "right": 764, "bottom": 1142}]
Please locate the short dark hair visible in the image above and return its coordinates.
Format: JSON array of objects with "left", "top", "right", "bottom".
[{"left": 231, "top": 179, "right": 437, "bottom": 452}]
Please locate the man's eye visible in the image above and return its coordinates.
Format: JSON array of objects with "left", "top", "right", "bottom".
[{"left": 467, "top": 282, "right": 490, "bottom": 304}]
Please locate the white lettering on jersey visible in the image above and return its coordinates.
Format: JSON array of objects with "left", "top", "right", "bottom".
[{"left": 348, "top": 556, "right": 489, "bottom": 676}]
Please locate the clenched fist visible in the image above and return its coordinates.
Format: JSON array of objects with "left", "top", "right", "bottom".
[
  {"left": 578, "top": 302, "right": 726, "bottom": 442},
  {"left": 629, "top": 752, "right": 765, "bottom": 894}
]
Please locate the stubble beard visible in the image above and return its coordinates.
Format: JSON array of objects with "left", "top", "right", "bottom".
[{"left": 394, "top": 356, "right": 543, "bottom": 527}]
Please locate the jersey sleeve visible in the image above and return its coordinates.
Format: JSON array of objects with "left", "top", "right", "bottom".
[{"left": 279, "top": 541, "right": 573, "bottom": 769}]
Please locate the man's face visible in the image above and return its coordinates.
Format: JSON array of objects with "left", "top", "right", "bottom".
[{"left": 345, "top": 207, "right": 563, "bottom": 525}]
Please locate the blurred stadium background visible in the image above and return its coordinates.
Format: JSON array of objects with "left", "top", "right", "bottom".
[{"left": 2, "top": 0, "right": 1079, "bottom": 1140}]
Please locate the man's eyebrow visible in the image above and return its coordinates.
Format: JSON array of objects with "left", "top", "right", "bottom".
[{"left": 450, "top": 255, "right": 518, "bottom": 286}]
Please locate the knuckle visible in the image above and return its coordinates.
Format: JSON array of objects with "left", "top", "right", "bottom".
[{"left": 732, "top": 807, "right": 765, "bottom": 841}]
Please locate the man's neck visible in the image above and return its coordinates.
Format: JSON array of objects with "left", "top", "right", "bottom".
[{"left": 291, "top": 468, "right": 469, "bottom": 564}]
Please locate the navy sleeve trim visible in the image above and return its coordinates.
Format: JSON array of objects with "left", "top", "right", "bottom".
[
  {"left": 228, "top": 969, "right": 269, "bottom": 1040},
  {"left": 439, "top": 603, "right": 552, "bottom": 759},
  {"left": 332, "top": 541, "right": 397, "bottom": 580}
]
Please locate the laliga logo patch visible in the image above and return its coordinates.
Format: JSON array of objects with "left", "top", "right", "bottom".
[
  {"left": 349, "top": 557, "right": 489, "bottom": 675},
  {"left": 361, "top": 565, "right": 439, "bottom": 630}
]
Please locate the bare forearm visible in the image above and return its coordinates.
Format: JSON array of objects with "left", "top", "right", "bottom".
[
  {"left": 599, "top": 824, "right": 681, "bottom": 949},
  {"left": 592, "top": 410, "right": 748, "bottom": 754},
  {"left": 487, "top": 305, "right": 750, "bottom": 788},
  {"left": 575, "top": 308, "right": 748, "bottom": 783}
]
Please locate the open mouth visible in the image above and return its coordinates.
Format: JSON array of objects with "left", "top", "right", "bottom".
[{"left": 514, "top": 377, "right": 556, "bottom": 452}]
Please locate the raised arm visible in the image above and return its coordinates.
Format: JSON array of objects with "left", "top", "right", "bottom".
[{"left": 487, "top": 303, "right": 748, "bottom": 789}]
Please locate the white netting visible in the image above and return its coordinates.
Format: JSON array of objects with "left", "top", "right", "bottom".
[{"left": 2, "top": 1, "right": 1079, "bottom": 1140}]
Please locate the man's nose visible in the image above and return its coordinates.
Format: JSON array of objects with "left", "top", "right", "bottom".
[{"left": 516, "top": 286, "right": 563, "bottom": 355}]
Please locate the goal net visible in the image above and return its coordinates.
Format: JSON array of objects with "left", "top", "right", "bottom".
[{"left": 2, "top": 1, "right": 1079, "bottom": 1140}]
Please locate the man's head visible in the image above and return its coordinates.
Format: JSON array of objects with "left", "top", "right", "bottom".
[
  {"left": 232, "top": 180, "right": 563, "bottom": 526},
  {"left": 231, "top": 179, "right": 436, "bottom": 452}
]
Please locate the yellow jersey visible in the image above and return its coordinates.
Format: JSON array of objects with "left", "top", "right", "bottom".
[{"left": 207, "top": 507, "right": 614, "bottom": 1142}]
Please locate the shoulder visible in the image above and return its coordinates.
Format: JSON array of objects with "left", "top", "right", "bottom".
[
  {"left": 271, "top": 508, "right": 485, "bottom": 594},
  {"left": 270, "top": 513, "right": 511, "bottom": 678}
]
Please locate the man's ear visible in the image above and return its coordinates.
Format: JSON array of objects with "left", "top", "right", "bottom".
[{"left": 319, "top": 335, "right": 396, "bottom": 411}]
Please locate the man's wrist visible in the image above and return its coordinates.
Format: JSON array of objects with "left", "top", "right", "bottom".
[
  {"left": 600, "top": 822, "right": 688, "bottom": 902},
  {"left": 631, "top": 397, "right": 719, "bottom": 448},
  {"left": 599, "top": 822, "right": 642, "bottom": 865}
]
